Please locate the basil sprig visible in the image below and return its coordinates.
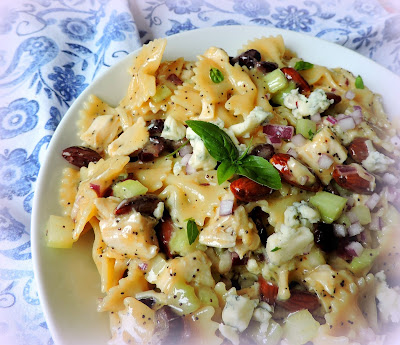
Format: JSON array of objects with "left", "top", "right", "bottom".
[
  {"left": 210, "top": 68, "right": 224, "bottom": 83},
  {"left": 294, "top": 60, "right": 314, "bottom": 71},
  {"left": 185, "top": 120, "right": 282, "bottom": 189},
  {"left": 355, "top": 75, "right": 364, "bottom": 89},
  {"left": 186, "top": 218, "right": 199, "bottom": 245}
]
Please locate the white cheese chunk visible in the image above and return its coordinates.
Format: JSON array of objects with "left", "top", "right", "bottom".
[
  {"left": 362, "top": 150, "right": 394, "bottom": 173},
  {"left": 283, "top": 89, "right": 333, "bottom": 119},
  {"left": 229, "top": 106, "right": 272, "bottom": 137},
  {"left": 161, "top": 115, "right": 186, "bottom": 141},
  {"left": 375, "top": 271, "right": 400, "bottom": 323},
  {"left": 186, "top": 127, "right": 217, "bottom": 171},
  {"left": 222, "top": 295, "right": 258, "bottom": 332},
  {"left": 219, "top": 324, "right": 239, "bottom": 345},
  {"left": 284, "top": 201, "right": 320, "bottom": 228},
  {"left": 153, "top": 202, "right": 164, "bottom": 219}
]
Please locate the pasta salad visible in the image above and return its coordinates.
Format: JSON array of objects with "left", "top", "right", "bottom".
[{"left": 46, "top": 36, "right": 400, "bottom": 345}]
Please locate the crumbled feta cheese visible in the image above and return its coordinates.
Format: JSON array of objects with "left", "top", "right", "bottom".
[
  {"left": 284, "top": 201, "right": 320, "bottom": 228},
  {"left": 229, "top": 106, "right": 272, "bottom": 137},
  {"left": 253, "top": 307, "right": 272, "bottom": 323},
  {"left": 161, "top": 116, "right": 186, "bottom": 141},
  {"left": 173, "top": 161, "right": 183, "bottom": 176},
  {"left": 222, "top": 295, "right": 258, "bottom": 332},
  {"left": 219, "top": 324, "right": 239, "bottom": 345},
  {"left": 186, "top": 127, "right": 217, "bottom": 171},
  {"left": 152, "top": 202, "right": 164, "bottom": 219},
  {"left": 375, "top": 271, "right": 400, "bottom": 323},
  {"left": 283, "top": 89, "right": 333, "bottom": 119},
  {"left": 266, "top": 224, "right": 314, "bottom": 265},
  {"left": 362, "top": 151, "right": 394, "bottom": 173}
]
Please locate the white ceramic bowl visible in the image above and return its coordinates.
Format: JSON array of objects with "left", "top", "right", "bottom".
[{"left": 32, "top": 26, "right": 400, "bottom": 345}]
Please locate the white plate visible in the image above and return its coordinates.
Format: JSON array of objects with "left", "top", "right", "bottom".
[{"left": 32, "top": 26, "right": 400, "bottom": 345}]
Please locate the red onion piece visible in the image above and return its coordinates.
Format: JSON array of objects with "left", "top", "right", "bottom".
[
  {"left": 310, "top": 113, "right": 321, "bottom": 122},
  {"left": 333, "top": 224, "right": 347, "bottom": 237},
  {"left": 268, "top": 135, "right": 282, "bottom": 144},
  {"left": 186, "top": 163, "right": 196, "bottom": 175},
  {"left": 337, "top": 116, "right": 356, "bottom": 131},
  {"left": 350, "top": 108, "right": 363, "bottom": 125},
  {"left": 369, "top": 214, "right": 381, "bottom": 231},
  {"left": 138, "top": 262, "right": 148, "bottom": 271},
  {"left": 383, "top": 173, "right": 398, "bottom": 185},
  {"left": 219, "top": 200, "right": 234, "bottom": 216},
  {"left": 346, "top": 196, "right": 355, "bottom": 208},
  {"left": 353, "top": 105, "right": 362, "bottom": 111},
  {"left": 90, "top": 183, "right": 101, "bottom": 197},
  {"left": 345, "top": 90, "right": 355, "bottom": 100},
  {"left": 386, "top": 187, "right": 399, "bottom": 203},
  {"left": 179, "top": 143, "right": 193, "bottom": 157},
  {"left": 345, "top": 241, "right": 364, "bottom": 257},
  {"left": 326, "top": 115, "right": 338, "bottom": 124},
  {"left": 181, "top": 153, "right": 192, "bottom": 166},
  {"left": 291, "top": 134, "right": 307, "bottom": 147},
  {"left": 318, "top": 153, "right": 334, "bottom": 169},
  {"left": 348, "top": 222, "right": 363, "bottom": 236},
  {"left": 263, "top": 124, "right": 294, "bottom": 140},
  {"left": 365, "top": 193, "right": 380, "bottom": 210},
  {"left": 286, "top": 148, "right": 298, "bottom": 159},
  {"left": 336, "top": 114, "right": 347, "bottom": 120}
]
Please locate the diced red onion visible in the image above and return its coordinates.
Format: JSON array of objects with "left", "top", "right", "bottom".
[
  {"left": 383, "top": 173, "right": 398, "bottom": 186},
  {"left": 219, "top": 200, "right": 234, "bottom": 216},
  {"left": 268, "top": 135, "right": 282, "bottom": 144},
  {"left": 336, "top": 113, "right": 347, "bottom": 120},
  {"left": 326, "top": 115, "right": 338, "bottom": 124},
  {"left": 310, "top": 113, "right": 321, "bottom": 122},
  {"left": 365, "top": 193, "right": 381, "bottom": 210},
  {"left": 291, "top": 134, "right": 307, "bottom": 147},
  {"left": 350, "top": 108, "right": 363, "bottom": 125},
  {"left": 181, "top": 153, "right": 192, "bottom": 166},
  {"left": 369, "top": 214, "right": 381, "bottom": 231},
  {"left": 358, "top": 230, "right": 367, "bottom": 242},
  {"left": 386, "top": 187, "right": 399, "bottom": 203},
  {"left": 345, "top": 90, "right": 355, "bottom": 100},
  {"left": 333, "top": 224, "right": 347, "bottom": 237},
  {"left": 263, "top": 124, "right": 294, "bottom": 140},
  {"left": 179, "top": 143, "right": 193, "bottom": 157},
  {"left": 346, "top": 196, "right": 355, "bottom": 208},
  {"left": 348, "top": 222, "right": 363, "bottom": 236},
  {"left": 346, "top": 210, "right": 359, "bottom": 224},
  {"left": 337, "top": 116, "right": 356, "bottom": 131},
  {"left": 138, "top": 262, "right": 148, "bottom": 271},
  {"left": 89, "top": 183, "right": 101, "bottom": 197},
  {"left": 345, "top": 241, "right": 364, "bottom": 257},
  {"left": 186, "top": 163, "right": 196, "bottom": 175},
  {"left": 353, "top": 105, "right": 362, "bottom": 111},
  {"left": 286, "top": 148, "right": 298, "bottom": 158},
  {"left": 318, "top": 153, "right": 334, "bottom": 169}
]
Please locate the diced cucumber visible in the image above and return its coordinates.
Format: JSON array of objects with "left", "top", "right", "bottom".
[
  {"left": 169, "top": 228, "right": 206, "bottom": 256},
  {"left": 197, "top": 286, "right": 219, "bottom": 308},
  {"left": 349, "top": 249, "right": 378, "bottom": 275},
  {"left": 168, "top": 281, "right": 201, "bottom": 315},
  {"left": 151, "top": 85, "right": 172, "bottom": 103},
  {"left": 283, "top": 310, "right": 320, "bottom": 345},
  {"left": 296, "top": 118, "right": 317, "bottom": 140},
  {"left": 309, "top": 191, "right": 347, "bottom": 224},
  {"left": 263, "top": 69, "right": 288, "bottom": 94},
  {"left": 351, "top": 205, "right": 371, "bottom": 225},
  {"left": 270, "top": 81, "right": 297, "bottom": 106},
  {"left": 112, "top": 180, "right": 148, "bottom": 199},
  {"left": 46, "top": 215, "right": 74, "bottom": 248},
  {"left": 337, "top": 214, "right": 351, "bottom": 228}
]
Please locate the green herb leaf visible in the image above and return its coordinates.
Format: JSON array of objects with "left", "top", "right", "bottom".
[
  {"left": 271, "top": 246, "right": 281, "bottom": 252},
  {"left": 217, "top": 160, "right": 238, "bottom": 185},
  {"left": 308, "top": 129, "right": 315, "bottom": 141},
  {"left": 355, "top": 75, "right": 364, "bottom": 89},
  {"left": 294, "top": 61, "right": 314, "bottom": 71},
  {"left": 210, "top": 68, "right": 224, "bottom": 83},
  {"left": 238, "top": 137, "right": 253, "bottom": 161},
  {"left": 236, "top": 155, "right": 282, "bottom": 189},
  {"left": 186, "top": 120, "right": 239, "bottom": 162},
  {"left": 166, "top": 140, "right": 189, "bottom": 157},
  {"left": 186, "top": 218, "right": 199, "bottom": 245}
]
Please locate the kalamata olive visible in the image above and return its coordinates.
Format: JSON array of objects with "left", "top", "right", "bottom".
[
  {"left": 230, "top": 49, "right": 262, "bottom": 69},
  {"left": 249, "top": 206, "right": 269, "bottom": 245},
  {"left": 155, "top": 217, "right": 175, "bottom": 258},
  {"left": 137, "top": 297, "right": 157, "bottom": 308},
  {"left": 62, "top": 146, "right": 102, "bottom": 168},
  {"left": 155, "top": 306, "right": 185, "bottom": 345},
  {"left": 281, "top": 67, "right": 311, "bottom": 96},
  {"left": 167, "top": 73, "right": 183, "bottom": 86},
  {"left": 231, "top": 252, "right": 248, "bottom": 266},
  {"left": 250, "top": 144, "right": 275, "bottom": 161},
  {"left": 148, "top": 119, "right": 165, "bottom": 136},
  {"left": 114, "top": 195, "right": 160, "bottom": 216},
  {"left": 139, "top": 137, "right": 169, "bottom": 162},
  {"left": 255, "top": 61, "right": 278, "bottom": 74},
  {"left": 326, "top": 92, "right": 342, "bottom": 105},
  {"left": 314, "top": 222, "right": 339, "bottom": 253}
]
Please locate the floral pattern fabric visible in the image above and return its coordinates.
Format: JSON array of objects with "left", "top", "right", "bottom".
[{"left": 0, "top": 0, "right": 399, "bottom": 343}]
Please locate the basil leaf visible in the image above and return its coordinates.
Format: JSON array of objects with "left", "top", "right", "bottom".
[
  {"left": 238, "top": 137, "right": 253, "bottom": 161},
  {"left": 237, "top": 155, "right": 282, "bottom": 189},
  {"left": 271, "top": 246, "right": 281, "bottom": 252},
  {"left": 210, "top": 68, "right": 224, "bottom": 83},
  {"left": 186, "top": 120, "right": 239, "bottom": 162},
  {"left": 294, "top": 61, "right": 314, "bottom": 71},
  {"left": 217, "top": 160, "right": 237, "bottom": 185},
  {"left": 355, "top": 75, "right": 364, "bottom": 89},
  {"left": 186, "top": 218, "right": 199, "bottom": 245}
]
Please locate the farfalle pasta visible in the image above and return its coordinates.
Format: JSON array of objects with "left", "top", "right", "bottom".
[{"left": 46, "top": 36, "right": 400, "bottom": 345}]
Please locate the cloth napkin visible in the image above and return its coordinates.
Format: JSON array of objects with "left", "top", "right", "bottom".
[{"left": 0, "top": 0, "right": 399, "bottom": 344}]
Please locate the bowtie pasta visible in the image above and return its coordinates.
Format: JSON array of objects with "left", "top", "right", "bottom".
[{"left": 47, "top": 36, "right": 400, "bottom": 345}]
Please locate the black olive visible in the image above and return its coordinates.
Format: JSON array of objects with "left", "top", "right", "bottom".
[
  {"left": 249, "top": 206, "right": 269, "bottom": 245},
  {"left": 230, "top": 49, "right": 261, "bottom": 69},
  {"left": 250, "top": 144, "right": 275, "bottom": 161},
  {"left": 255, "top": 61, "right": 278, "bottom": 74},
  {"left": 314, "top": 222, "right": 339, "bottom": 253},
  {"left": 148, "top": 119, "right": 165, "bottom": 136},
  {"left": 114, "top": 195, "right": 160, "bottom": 216},
  {"left": 155, "top": 306, "right": 185, "bottom": 345}
]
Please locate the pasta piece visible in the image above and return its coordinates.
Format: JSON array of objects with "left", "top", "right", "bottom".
[
  {"left": 59, "top": 167, "right": 80, "bottom": 216},
  {"left": 168, "top": 82, "right": 202, "bottom": 121},
  {"left": 156, "top": 58, "right": 185, "bottom": 90},
  {"left": 115, "top": 106, "right": 134, "bottom": 131},
  {"left": 240, "top": 36, "right": 286, "bottom": 67},
  {"left": 108, "top": 117, "right": 149, "bottom": 156}
]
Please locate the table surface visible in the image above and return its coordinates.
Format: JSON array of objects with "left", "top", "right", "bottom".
[{"left": 0, "top": 0, "right": 399, "bottom": 344}]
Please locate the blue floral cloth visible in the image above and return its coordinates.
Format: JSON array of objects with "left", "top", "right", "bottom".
[{"left": 0, "top": 0, "right": 399, "bottom": 343}]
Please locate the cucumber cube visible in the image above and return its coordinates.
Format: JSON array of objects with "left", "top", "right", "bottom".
[
  {"left": 309, "top": 191, "right": 347, "bottom": 224},
  {"left": 263, "top": 69, "right": 288, "bottom": 94},
  {"left": 151, "top": 85, "right": 172, "bottom": 103},
  {"left": 112, "top": 180, "right": 148, "bottom": 199},
  {"left": 283, "top": 310, "right": 320, "bottom": 345},
  {"left": 197, "top": 286, "right": 219, "bottom": 308},
  {"left": 270, "top": 81, "right": 296, "bottom": 106},
  {"left": 296, "top": 119, "right": 317, "bottom": 140},
  {"left": 46, "top": 215, "right": 74, "bottom": 248},
  {"left": 349, "top": 249, "right": 378, "bottom": 275},
  {"left": 168, "top": 281, "right": 201, "bottom": 314},
  {"left": 351, "top": 205, "right": 371, "bottom": 225}
]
